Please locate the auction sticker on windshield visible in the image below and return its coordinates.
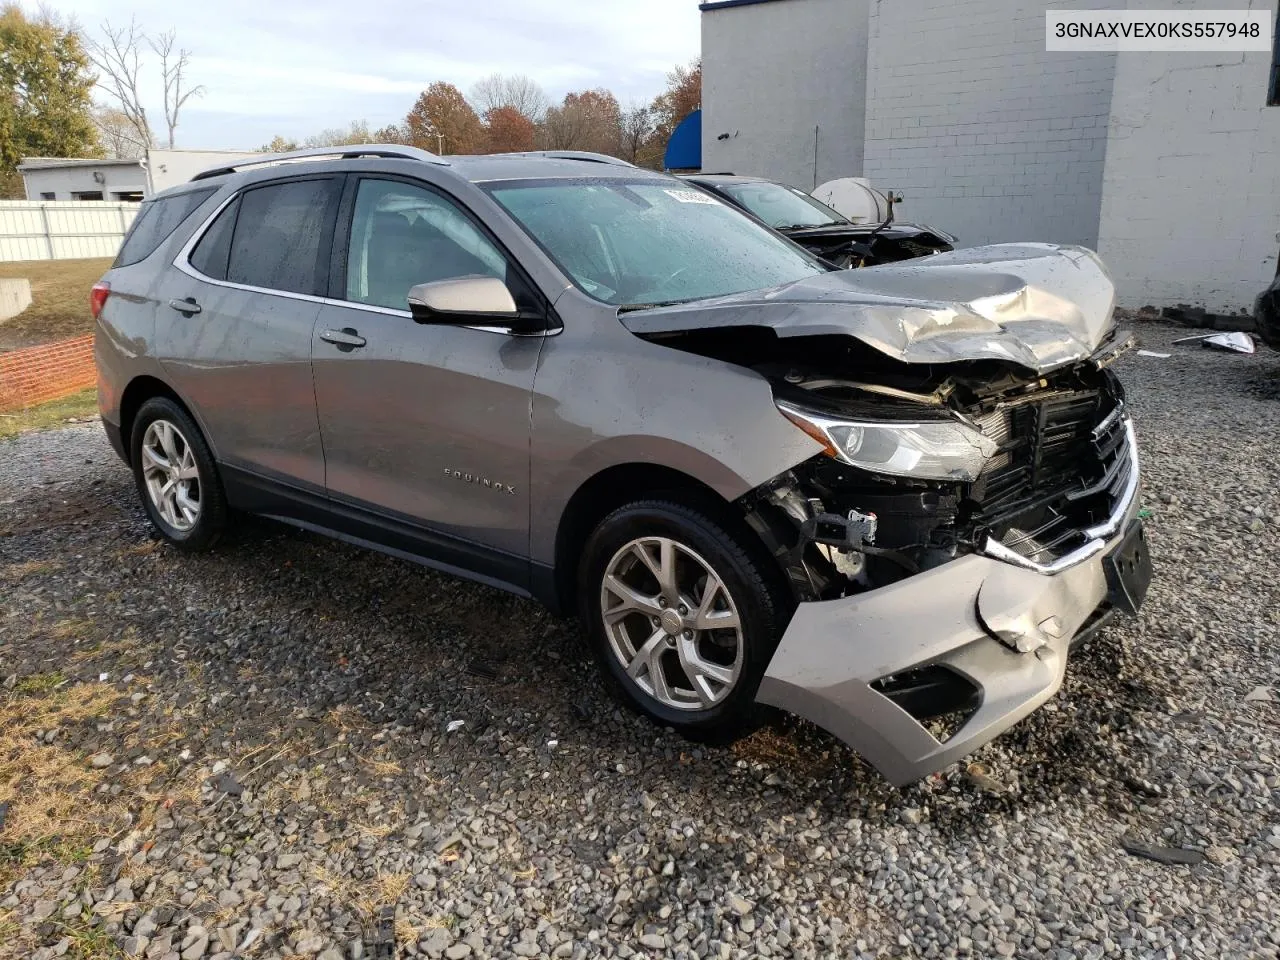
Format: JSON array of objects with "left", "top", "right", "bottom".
[{"left": 664, "top": 189, "right": 719, "bottom": 205}]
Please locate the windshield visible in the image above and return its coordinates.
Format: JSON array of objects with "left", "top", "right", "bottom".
[
  {"left": 715, "top": 181, "right": 849, "bottom": 229},
  {"left": 486, "top": 179, "right": 826, "bottom": 307}
]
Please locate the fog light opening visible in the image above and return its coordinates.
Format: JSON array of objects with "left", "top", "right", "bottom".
[{"left": 871, "top": 665, "right": 981, "bottom": 744}]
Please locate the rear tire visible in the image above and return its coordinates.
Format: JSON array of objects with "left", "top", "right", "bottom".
[
  {"left": 130, "top": 397, "right": 227, "bottom": 552},
  {"left": 579, "top": 499, "right": 787, "bottom": 740}
]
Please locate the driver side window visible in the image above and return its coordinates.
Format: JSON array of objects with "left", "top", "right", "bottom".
[{"left": 345, "top": 179, "right": 509, "bottom": 311}]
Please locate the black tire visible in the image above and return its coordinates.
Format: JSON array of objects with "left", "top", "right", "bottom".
[
  {"left": 129, "top": 396, "right": 228, "bottom": 551},
  {"left": 578, "top": 499, "right": 789, "bottom": 741}
]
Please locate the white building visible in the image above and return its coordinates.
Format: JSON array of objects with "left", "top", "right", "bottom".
[
  {"left": 701, "top": 0, "right": 1280, "bottom": 313},
  {"left": 18, "top": 158, "right": 147, "bottom": 202},
  {"left": 18, "top": 149, "right": 262, "bottom": 202}
]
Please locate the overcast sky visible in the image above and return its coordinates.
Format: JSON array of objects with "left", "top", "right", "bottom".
[{"left": 44, "top": 0, "right": 702, "bottom": 150}]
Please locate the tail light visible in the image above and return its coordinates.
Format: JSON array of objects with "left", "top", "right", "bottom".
[{"left": 90, "top": 281, "right": 110, "bottom": 320}]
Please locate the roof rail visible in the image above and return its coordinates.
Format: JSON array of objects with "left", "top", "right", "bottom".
[
  {"left": 190, "top": 144, "right": 447, "bottom": 182},
  {"left": 494, "top": 150, "right": 636, "bottom": 167}
]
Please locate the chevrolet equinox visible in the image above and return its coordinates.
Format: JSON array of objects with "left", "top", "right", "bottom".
[{"left": 94, "top": 145, "right": 1151, "bottom": 785}]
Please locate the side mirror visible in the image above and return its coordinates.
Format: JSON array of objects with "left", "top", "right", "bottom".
[{"left": 407, "top": 276, "right": 519, "bottom": 325}]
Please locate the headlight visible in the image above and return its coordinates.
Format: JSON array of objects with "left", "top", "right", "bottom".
[{"left": 776, "top": 401, "right": 997, "bottom": 481}]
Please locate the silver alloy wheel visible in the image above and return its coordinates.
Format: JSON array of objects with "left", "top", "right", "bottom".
[
  {"left": 140, "top": 419, "right": 201, "bottom": 532},
  {"left": 600, "top": 536, "right": 744, "bottom": 711}
]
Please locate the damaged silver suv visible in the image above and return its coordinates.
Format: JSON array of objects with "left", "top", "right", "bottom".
[{"left": 94, "top": 145, "right": 1151, "bottom": 785}]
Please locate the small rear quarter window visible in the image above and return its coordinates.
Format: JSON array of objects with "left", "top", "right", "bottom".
[{"left": 114, "top": 188, "right": 216, "bottom": 267}]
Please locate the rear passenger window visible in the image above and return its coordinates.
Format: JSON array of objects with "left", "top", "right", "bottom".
[
  {"left": 188, "top": 196, "right": 238, "bottom": 280},
  {"left": 114, "top": 188, "right": 215, "bottom": 267},
  {"left": 189, "top": 179, "right": 341, "bottom": 296}
]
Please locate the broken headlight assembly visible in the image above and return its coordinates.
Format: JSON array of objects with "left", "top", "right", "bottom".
[{"left": 775, "top": 400, "right": 998, "bottom": 481}]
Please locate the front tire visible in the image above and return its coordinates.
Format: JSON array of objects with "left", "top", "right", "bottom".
[
  {"left": 130, "top": 397, "right": 227, "bottom": 551},
  {"left": 579, "top": 499, "right": 788, "bottom": 740}
]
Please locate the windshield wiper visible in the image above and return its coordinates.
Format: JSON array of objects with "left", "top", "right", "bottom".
[
  {"left": 775, "top": 222, "right": 844, "bottom": 231},
  {"left": 617, "top": 299, "right": 693, "bottom": 313}
]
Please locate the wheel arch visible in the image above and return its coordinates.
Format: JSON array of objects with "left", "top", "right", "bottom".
[
  {"left": 117, "top": 376, "right": 197, "bottom": 465},
  {"left": 547, "top": 461, "right": 784, "bottom": 618}
]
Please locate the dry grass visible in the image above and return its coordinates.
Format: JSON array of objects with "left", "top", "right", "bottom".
[
  {"left": 0, "top": 388, "right": 98, "bottom": 439},
  {"left": 0, "top": 258, "right": 112, "bottom": 351},
  {"left": 1, "top": 559, "right": 64, "bottom": 580},
  {"left": 49, "top": 618, "right": 96, "bottom": 641},
  {"left": 308, "top": 864, "right": 411, "bottom": 930},
  {"left": 0, "top": 680, "right": 133, "bottom": 889}
]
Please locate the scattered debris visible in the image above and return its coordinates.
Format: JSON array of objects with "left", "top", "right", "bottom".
[
  {"left": 546, "top": 738, "right": 559, "bottom": 749},
  {"left": 446, "top": 719, "right": 466, "bottom": 733},
  {"left": 98, "top": 672, "right": 108, "bottom": 682},
  {"left": 965, "top": 762, "right": 1008, "bottom": 794},
  {"left": 1120, "top": 837, "right": 1206, "bottom": 866},
  {"left": 1173, "top": 332, "right": 1256, "bottom": 353},
  {"left": 1203, "top": 332, "right": 1256, "bottom": 354},
  {"left": 1136, "top": 350, "right": 1171, "bottom": 358},
  {"left": 465, "top": 658, "right": 499, "bottom": 680},
  {"left": 1244, "top": 686, "right": 1274, "bottom": 703}
]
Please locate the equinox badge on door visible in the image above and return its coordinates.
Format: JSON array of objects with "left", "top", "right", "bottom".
[{"left": 443, "top": 468, "right": 516, "bottom": 495}]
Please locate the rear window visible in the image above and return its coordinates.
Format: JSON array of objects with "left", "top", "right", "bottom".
[
  {"left": 113, "top": 188, "right": 215, "bottom": 267},
  {"left": 185, "top": 179, "right": 343, "bottom": 296}
]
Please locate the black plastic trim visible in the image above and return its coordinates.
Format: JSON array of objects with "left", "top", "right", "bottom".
[
  {"left": 221, "top": 464, "right": 538, "bottom": 601},
  {"left": 102, "top": 418, "right": 128, "bottom": 465}
]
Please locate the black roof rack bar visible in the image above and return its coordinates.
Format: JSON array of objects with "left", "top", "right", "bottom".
[
  {"left": 191, "top": 144, "right": 447, "bottom": 181},
  {"left": 491, "top": 150, "right": 636, "bottom": 167}
]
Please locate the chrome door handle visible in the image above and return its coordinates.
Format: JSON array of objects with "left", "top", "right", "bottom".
[
  {"left": 320, "top": 328, "right": 366, "bottom": 349},
  {"left": 168, "top": 297, "right": 201, "bottom": 315}
]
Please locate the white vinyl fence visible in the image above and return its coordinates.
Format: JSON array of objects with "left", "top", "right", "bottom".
[{"left": 0, "top": 200, "right": 140, "bottom": 262}]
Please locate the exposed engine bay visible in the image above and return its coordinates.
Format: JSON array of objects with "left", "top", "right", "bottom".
[
  {"left": 790, "top": 223, "right": 956, "bottom": 270},
  {"left": 645, "top": 324, "right": 1134, "bottom": 602}
]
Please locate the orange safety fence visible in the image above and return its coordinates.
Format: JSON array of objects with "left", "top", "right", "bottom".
[{"left": 0, "top": 334, "right": 96, "bottom": 413}]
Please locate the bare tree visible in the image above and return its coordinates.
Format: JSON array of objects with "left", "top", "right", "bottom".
[
  {"left": 149, "top": 29, "right": 204, "bottom": 149},
  {"left": 85, "top": 18, "right": 152, "bottom": 149},
  {"left": 92, "top": 105, "right": 147, "bottom": 158},
  {"left": 86, "top": 19, "right": 204, "bottom": 150},
  {"left": 469, "top": 73, "right": 548, "bottom": 123},
  {"left": 618, "top": 103, "right": 653, "bottom": 165}
]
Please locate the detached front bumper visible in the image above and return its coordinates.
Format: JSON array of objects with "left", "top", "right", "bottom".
[{"left": 757, "top": 424, "right": 1146, "bottom": 787}]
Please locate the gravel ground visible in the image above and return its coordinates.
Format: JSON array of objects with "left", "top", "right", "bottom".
[{"left": 1, "top": 320, "right": 1278, "bottom": 960}]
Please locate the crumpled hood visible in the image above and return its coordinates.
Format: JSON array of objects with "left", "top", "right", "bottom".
[{"left": 621, "top": 243, "right": 1117, "bottom": 373}]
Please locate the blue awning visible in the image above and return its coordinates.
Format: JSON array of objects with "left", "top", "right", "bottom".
[{"left": 663, "top": 109, "right": 702, "bottom": 172}]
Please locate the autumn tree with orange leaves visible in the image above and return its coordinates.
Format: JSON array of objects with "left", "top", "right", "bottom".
[
  {"left": 273, "top": 60, "right": 701, "bottom": 168},
  {"left": 482, "top": 106, "right": 537, "bottom": 153},
  {"left": 404, "top": 81, "right": 484, "bottom": 155}
]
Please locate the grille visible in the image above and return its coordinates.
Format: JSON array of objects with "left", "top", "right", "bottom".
[{"left": 971, "top": 388, "right": 1130, "bottom": 562}]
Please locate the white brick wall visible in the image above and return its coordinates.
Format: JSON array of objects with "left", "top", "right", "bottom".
[
  {"left": 862, "top": 0, "right": 1118, "bottom": 248},
  {"left": 1097, "top": 0, "right": 1280, "bottom": 313},
  {"left": 701, "top": 0, "right": 870, "bottom": 189}
]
